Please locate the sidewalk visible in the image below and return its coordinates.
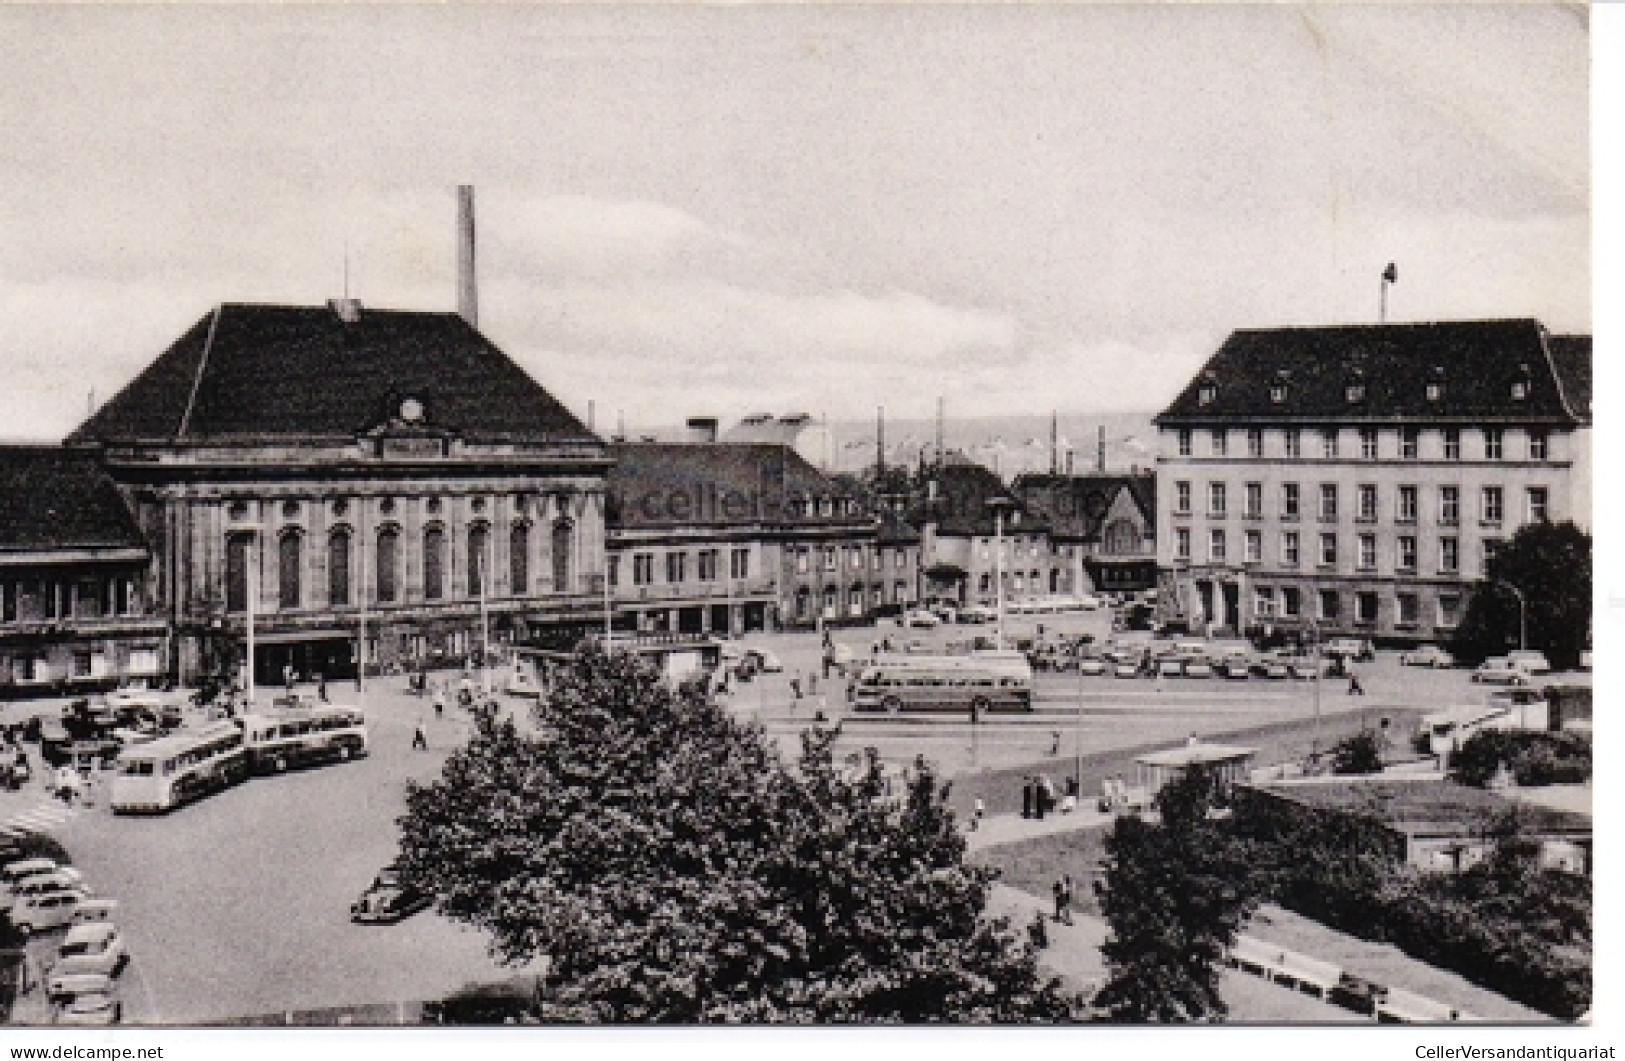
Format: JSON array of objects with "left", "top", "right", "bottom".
[{"left": 965, "top": 808, "right": 1113, "bottom": 851}]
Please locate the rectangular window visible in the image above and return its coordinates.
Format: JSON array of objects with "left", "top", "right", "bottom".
[
  {"left": 1208, "top": 481, "right": 1227, "bottom": 517},
  {"left": 1177, "top": 429, "right": 1193, "bottom": 457},
  {"left": 1244, "top": 482, "right": 1263, "bottom": 519},
  {"left": 1481, "top": 486, "right": 1504, "bottom": 524},
  {"left": 1438, "top": 594, "right": 1463, "bottom": 628},
  {"left": 1244, "top": 530, "right": 1262, "bottom": 564},
  {"left": 1321, "top": 430, "right": 1339, "bottom": 459},
  {"left": 1211, "top": 429, "right": 1227, "bottom": 457},
  {"left": 1358, "top": 534, "right": 1377, "bottom": 570},
  {"left": 823, "top": 547, "right": 837, "bottom": 572},
  {"left": 732, "top": 548, "right": 750, "bottom": 580},
  {"left": 1175, "top": 527, "right": 1191, "bottom": 561},
  {"left": 633, "top": 553, "right": 655, "bottom": 586},
  {"left": 1319, "top": 483, "right": 1338, "bottom": 521},
  {"left": 1208, "top": 529, "right": 1226, "bottom": 563},
  {"left": 1482, "top": 538, "right": 1503, "bottom": 577},
  {"left": 1356, "top": 592, "right": 1379, "bottom": 625},
  {"left": 1439, "top": 486, "right": 1460, "bottom": 525},
  {"left": 1484, "top": 428, "right": 1504, "bottom": 460},
  {"left": 1, "top": 581, "right": 14, "bottom": 622},
  {"left": 1443, "top": 429, "right": 1460, "bottom": 460},
  {"left": 1247, "top": 428, "right": 1264, "bottom": 458},
  {"left": 1360, "top": 428, "right": 1379, "bottom": 459},
  {"left": 1282, "top": 483, "right": 1300, "bottom": 519},
  {"left": 1397, "top": 536, "right": 1417, "bottom": 573},
  {"left": 1439, "top": 537, "right": 1459, "bottom": 574},
  {"left": 607, "top": 555, "right": 620, "bottom": 588},
  {"left": 795, "top": 550, "right": 809, "bottom": 574},
  {"left": 1283, "top": 429, "right": 1301, "bottom": 459},
  {"left": 1400, "top": 428, "right": 1419, "bottom": 459},
  {"left": 1281, "top": 531, "right": 1300, "bottom": 567},
  {"left": 1320, "top": 533, "right": 1338, "bottom": 566},
  {"left": 1282, "top": 587, "right": 1302, "bottom": 617},
  {"left": 1529, "top": 431, "right": 1549, "bottom": 460},
  {"left": 1318, "top": 589, "right": 1339, "bottom": 621},
  {"left": 666, "top": 552, "right": 687, "bottom": 583},
  {"left": 697, "top": 550, "right": 718, "bottom": 582},
  {"left": 72, "top": 651, "right": 92, "bottom": 678},
  {"left": 1254, "top": 586, "right": 1276, "bottom": 617},
  {"left": 1357, "top": 484, "right": 1378, "bottom": 522},
  {"left": 1526, "top": 487, "right": 1549, "bottom": 523},
  {"left": 1397, "top": 485, "right": 1418, "bottom": 523},
  {"left": 42, "top": 580, "right": 57, "bottom": 619},
  {"left": 850, "top": 548, "right": 863, "bottom": 570},
  {"left": 1397, "top": 593, "right": 1420, "bottom": 626}
]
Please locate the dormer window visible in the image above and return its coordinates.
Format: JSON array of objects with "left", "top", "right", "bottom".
[
  {"left": 1270, "top": 385, "right": 1287, "bottom": 404},
  {"left": 1346, "top": 384, "right": 1365, "bottom": 403},
  {"left": 1510, "top": 381, "right": 1528, "bottom": 400},
  {"left": 1426, "top": 383, "right": 1443, "bottom": 402},
  {"left": 1198, "top": 385, "right": 1216, "bottom": 406}
]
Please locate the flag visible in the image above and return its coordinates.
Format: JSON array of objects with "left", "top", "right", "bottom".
[{"left": 1382, "top": 262, "right": 1398, "bottom": 284}]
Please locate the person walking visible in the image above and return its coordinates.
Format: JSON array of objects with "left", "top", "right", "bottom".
[
  {"left": 411, "top": 720, "right": 428, "bottom": 751},
  {"left": 790, "top": 674, "right": 803, "bottom": 701},
  {"left": 1034, "top": 775, "right": 1049, "bottom": 821},
  {"left": 432, "top": 688, "right": 445, "bottom": 718},
  {"left": 972, "top": 797, "right": 985, "bottom": 832},
  {"left": 1049, "top": 729, "right": 1061, "bottom": 756},
  {"left": 1021, "top": 775, "right": 1034, "bottom": 819},
  {"left": 1058, "top": 874, "right": 1075, "bottom": 924},
  {"left": 1348, "top": 672, "right": 1365, "bottom": 696}
]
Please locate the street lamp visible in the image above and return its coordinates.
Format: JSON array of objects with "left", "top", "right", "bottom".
[
  {"left": 1492, "top": 580, "right": 1527, "bottom": 651},
  {"left": 985, "top": 497, "right": 1016, "bottom": 652}
]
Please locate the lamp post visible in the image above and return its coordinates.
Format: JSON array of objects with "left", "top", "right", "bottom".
[
  {"left": 985, "top": 497, "right": 1016, "bottom": 652},
  {"left": 1493, "top": 580, "right": 1528, "bottom": 651}
]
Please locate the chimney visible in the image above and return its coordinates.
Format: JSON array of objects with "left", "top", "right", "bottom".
[
  {"left": 877, "top": 405, "right": 885, "bottom": 477},
  {"left": 1065, "top": 450, "right": 1075, "bottom": 475},
  {"left": 1050, "top": 411, "right": 1059, "bottom": 475},
  {"left": 685, "top": 417, "right": 719, "bottom": 443},
  {"left": 588, "top": 400, "right": 596, "bottom": 433},
  {"left": 1097, "top": 425, "right": 1107, "bottom": 473},
  {"left": 457, "top": 185, "right": 478, "bottom": 328}
]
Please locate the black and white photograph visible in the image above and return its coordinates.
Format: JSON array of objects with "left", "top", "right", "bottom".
[{"left": 0, "top": 0, "right": 1605, "bottom": 1051}]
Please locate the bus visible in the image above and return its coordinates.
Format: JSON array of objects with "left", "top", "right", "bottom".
[
  {"left": 851, "top": 664, "right": 1033, "bottom": 714},
  {"left": 109, "top": 723, "right": 249, "bottom": 814},
  {"left": 239, "top": 705, "right": 368, "bottom": 774}
]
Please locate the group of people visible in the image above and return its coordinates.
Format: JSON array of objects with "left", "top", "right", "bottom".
[{"left": 1097, "top": 774, "right": 1135, "bottom": 812}]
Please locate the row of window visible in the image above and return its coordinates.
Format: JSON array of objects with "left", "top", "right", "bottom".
[
  {"left": 1175, "top": 527, "right": 1500, "bottom": 576},
  {"left": 792, "top": 545, "right": 913, "bottom": 575},
  {"left": 1174, "top": 426, "right": 1550, "bottom": 462},
  {"left": 790, "top": 582, "right": 914, "bottom": 620},
  {"left": 615, "top": 547, "right": 752, "bottom": 588},
  {"left": 226, "top": 520, "right": 575, "bottom": 612},
  {"left": 975, "top": 569, "right": 1073, "bottom": 595},
  {"left": 1250, "top": 585, "right": 1462, "bottom": 628},
  {"left": 2, "top": 647, "right": 161, "bottom": 683},
  {"left": 1198, "top": 375, "right": 1537, "bottom": 409},
  {"left": 0, "top": 577, "right": 140, "bottom": 624},
  {"left": 1175, "top": 481, "right": 1548, "bottom": 526}
]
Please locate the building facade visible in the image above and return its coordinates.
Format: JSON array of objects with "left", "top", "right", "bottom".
[
  {"left": 0, "top": 448, "right": 169, "bottom": 696},
  {"left": 1155, "top": 320, "right": 1591, "bottom": 642},
  {"left": 1012, "top": 471, "right": 1158, "bottom": 594},
  {"left": 68, "top": 301, "right": 611, "bottom": 682}
]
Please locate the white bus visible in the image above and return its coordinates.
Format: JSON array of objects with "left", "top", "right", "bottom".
[
  {"left": 852, "top": 664, "right": 1033, "bottom": 714},
  {"left": 109, "top": 722, "right": 249, "bottom": 814},
  {"left": 240, "top": 705, "right": 368, "bottom": 774}
]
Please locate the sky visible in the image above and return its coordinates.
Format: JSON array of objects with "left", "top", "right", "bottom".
[{"left": 0, "top": 3, "right": 1591, "bottom": 439}]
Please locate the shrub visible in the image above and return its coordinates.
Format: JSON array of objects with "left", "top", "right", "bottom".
[{"left": 1331, "top": 731, "right": 1383, "bottom": 775}]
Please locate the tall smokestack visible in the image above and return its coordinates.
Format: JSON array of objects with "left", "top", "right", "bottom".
[
  {"left": 877, "top": 406, "right": 885, "bottom": 478},
  {"left": 936, "top": 397, "right": 945, "bottom": 466},
  {"left": 457, "top": 185, "right": 478, "bottom": 328},
  {"left": 1097, "top": 424, "right": 1107, "bottom": 473},
  {"left": 588, "top": 399, "right": 596, "bottom": 433},
  {"left": 1050, "top": 411, "right": 1059, "bottom": 475}
]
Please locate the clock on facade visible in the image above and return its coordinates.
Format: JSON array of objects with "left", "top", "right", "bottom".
[{"left": 399, "top": 398, "right": 424, "bottom": 423}]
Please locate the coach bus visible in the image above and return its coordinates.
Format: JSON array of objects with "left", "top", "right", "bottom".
[
  {"left": 239, "top": 705, "right": 369, "bottom": 774},
  {"left": 109, "top": 722, "right": 250, "bottom": 814},
  {"left": 851, "top": 663, "right": 1033, "bottom": 714}
]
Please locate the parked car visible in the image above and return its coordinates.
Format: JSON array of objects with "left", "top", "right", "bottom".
[
  {"left": 1155, "top": 655, "right": 1186, "bottom": 678},
  {"left": 1217, "top": 657, "right": 1251, "bottom": 680},
  {"left": 54, "top": 985, "right": 122, "bottom": 1026},
  {"left": 70, "top": 898, "right": 118, "bottom": 927},
  {"left": 1113, "top": 660, "right": 1142, "bottom": 679},
  {"left": 1400, "top": 645, "right": 1455, "bottom": 668},
  {"left": 1471, "top": 657, "right": 1529, "bottom": 685},
  {"left": 902, "top": 610, "right": 940, "bottom": 629},
  {"left": 351, "top": 866, "right": 433, "bottom": 925},
  {"left": 44, "top": 971, "right": 117, "bottom": 1007},
  {"left": 1257, "top": 655, "right": 1292, "bottom": 680},
  {"left": 1182, "top": 657, "right": 1215, "bottom": 679},
  {"left": 11, "top": 889, "right": 88, "bottom": 935},
  {"left": 1324, "top": 638, "right": 1376, "bottom": 662},
  {"left": 1506, "top": 650, "right": 1552, "bottom": 675},
  {"left": 959, "top": 605, "right": 997, "bottom": 625},
  {"left": 2, "top": 858, "right": 63, "bottom": 896},
  {"left": 744, "top": 648, "right": 783, "bottom": 673},
  {"left": 8, "top": 869, "right": 89, "bottom": 910},
  {"left": 48, "top": 924, "right": 127, "bottom": 981},
  {"left": 1076, "top": 656, "right": 1107, "bottom": 677}
]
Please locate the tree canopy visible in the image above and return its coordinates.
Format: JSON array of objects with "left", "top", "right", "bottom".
[
  {"left": 1092, "top": 767, "right": 1262, "bottom": 1022},
  {"left": 1451, "top": 521, "right": 1591, "bottom": 669},
  {"left": 396, "top": 645, "right": 1075, "bottom": 1023}
]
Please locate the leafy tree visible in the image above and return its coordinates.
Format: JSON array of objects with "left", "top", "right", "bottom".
[
  {"left": 1330, "top": 730, "right": 1383, "bottom": 775},
  {"left": 397, "top": 645, "right": 1075, "bottom": 1023},
  {"left": 1451, "top": 521, "right": 1591, "bottom": 669},
  {"left": 1092, "top": 767, "right": 1262, "bottom": 1022}
]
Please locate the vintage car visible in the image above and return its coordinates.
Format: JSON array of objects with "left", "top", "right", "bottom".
[
  {"left": 351, "top": 866, "right": 433, "bottom": 925},
  {"left": 1400, "top": 644, "right": 1455, "bottom": 669}
]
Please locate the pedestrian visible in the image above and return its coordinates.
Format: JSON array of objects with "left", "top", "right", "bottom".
[
  {"left": 1060, "top": 873, "right": 1075, "bottom": 924},
  {"left": 1052, "top": 876, "right": 1068, "bottom": 922},
  {"left": 972, "top": 797, "right": 985, "bottom": 832},
  {"left": 790, "top": 674, "right": 802, "bottom": 700},
  {"left": 283, "top": 664, "right": 295, "bottom": 693},
  {"left": 1050, "top": 729, "right": 1061, "bottom": 756},
  {"left": 316, "top": 673, "right": 328, "bottom": 703},
  {"left": 809, "top": 672, "right": 818, "bottom": 695},
  {"left": 1021, "top": 775, "right": 1034, "bottom": 819},
  {"left": 411, "top": 721, "right": 428, "bottom": 751},
  {"left": 969, "top": 700, "right": 980, "bottom": 727},
  {"left": 1348, "top": 673, "right": 1364, "bottom": 696},
  {"left": 432, "top": 689, "right": 445, "bottom": 718},
  {"left": 1034, "top": 776, "right": 1048, "bottom": 821}
]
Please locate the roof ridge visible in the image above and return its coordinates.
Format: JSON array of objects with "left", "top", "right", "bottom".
[{"left": 175, "top": 304, "right": 222, "bottom": 440}]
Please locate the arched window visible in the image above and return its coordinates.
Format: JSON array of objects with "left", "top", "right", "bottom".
[
  {"left": 225, "top": 534, "right": 252, "bottom": 613},
  {"left": 468, "top": 523, "right": 490, "bottom": 597},
  {"left": 551, "top": 520, "right": 573, "bottom": 592},
  {"left": 329, "top": 528, "right": 351, "bottom": 607},
  {"left": 278, "top": 530, "right": 303, "bottom": 611},
  {"left": 376, "top": 526, "right": 400, "bottom": 604},
  {"left": 822, "top": 585, "right": 838, "bottom": 618},
  {"left": 510, "top": 523, "right": 530, "bottom": 596},
  {"left": 423, "top": 525, "right": 445, "bottom": 600}
]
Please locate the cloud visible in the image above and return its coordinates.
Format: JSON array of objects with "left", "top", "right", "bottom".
[{"left": 485, "top": 194, "right": 750, "bottom": 283}]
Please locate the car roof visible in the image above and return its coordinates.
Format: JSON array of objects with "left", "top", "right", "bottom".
[
  {"left": 63, "top": 923, "right": 116, "bottom": 945},
  {"left": 4, "top": 858, "right": 58, "bottom": 874}
]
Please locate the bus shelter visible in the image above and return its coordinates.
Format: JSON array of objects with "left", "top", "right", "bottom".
[{"left": 1134, "top": 739, "right": 1258, "bottom": 799}]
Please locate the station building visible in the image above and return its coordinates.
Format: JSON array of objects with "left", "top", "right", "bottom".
[
  {"left": 1154, "top": 320, "right": 1591, "bottom": 642},
  {"left": 67, "top": 299, "right": 611, "bottom": 682}
]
